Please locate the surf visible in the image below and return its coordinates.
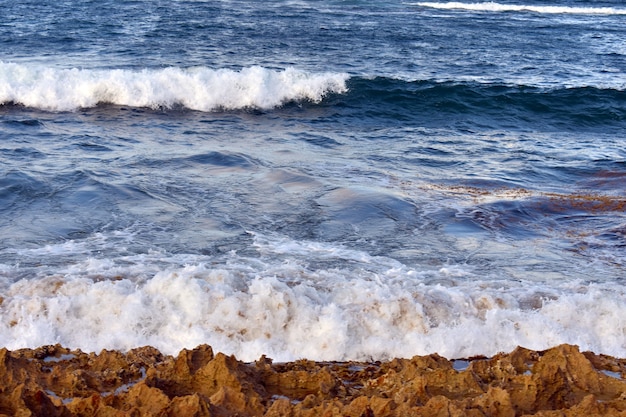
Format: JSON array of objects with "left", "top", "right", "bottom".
[{"left": 1, "top": 234, "right": 625, "bottom": 362}]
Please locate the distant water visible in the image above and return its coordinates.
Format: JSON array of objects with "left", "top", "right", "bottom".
[{"left": 1, "top": 0, "right": 625, "bottom": 362}]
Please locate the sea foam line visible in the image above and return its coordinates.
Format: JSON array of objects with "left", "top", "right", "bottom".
[
  {"left": 0, "top": 63, "right": 349, "bottom": 112},
  {"left": 415, "top": 2, "right": 626, "bottom": 15}
]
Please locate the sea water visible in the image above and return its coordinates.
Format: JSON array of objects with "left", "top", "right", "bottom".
[{"left": 0, "top": 0, "right": 625, "bottom": 362}]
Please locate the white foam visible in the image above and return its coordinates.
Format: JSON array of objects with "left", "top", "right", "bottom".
[
  {"left": 0, "top": 63, "right": 349, "bottom": 112},
  {"left": 0, "top": 234, "right": 624, "bottom": 362},
  {"left": 415, "top": 2, "right": 626, "bottom": 15}
]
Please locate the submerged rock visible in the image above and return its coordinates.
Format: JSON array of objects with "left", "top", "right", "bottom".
[{"left": 0, "top": 344, "right": 624, "bottom": 416}]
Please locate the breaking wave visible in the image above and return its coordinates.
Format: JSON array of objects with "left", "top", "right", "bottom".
[
  {"left": 416, "top": 2, "right": 626, "bottom": 15},
  {"left": 0, "top": 63, "right": 349, "bottom": 112}
]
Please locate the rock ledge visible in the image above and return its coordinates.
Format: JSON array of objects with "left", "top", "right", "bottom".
[{"left": 0, "top": 343, "right": 625, "bottom": 416}]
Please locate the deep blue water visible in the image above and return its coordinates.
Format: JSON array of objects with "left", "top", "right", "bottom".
[{"left": 0, "top": 0, "right": 625, "bottom": 361}]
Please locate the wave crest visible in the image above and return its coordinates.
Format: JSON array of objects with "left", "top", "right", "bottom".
[
  {"left": 0, "top": 63, "right": 349, "bottom": 112},
  {"left": 416, "top": 2, "right": 626, "bottom": 15}
]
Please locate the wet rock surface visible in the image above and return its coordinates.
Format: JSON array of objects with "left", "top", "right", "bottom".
[{"left": 0, "top": 344, "right": 624, "bottom": 416}]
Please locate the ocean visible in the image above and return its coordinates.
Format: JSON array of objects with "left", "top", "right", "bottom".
[{"left": 1, "top": 0, "right": 625, "bottom": 362}]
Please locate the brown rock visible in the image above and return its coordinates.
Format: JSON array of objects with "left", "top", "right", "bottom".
[
  {"left": 419, "top": 395, "right": 466, "bottom": 417},
  {"left": 264, "top": 397, "right": 293, "bottom": 417},
  {"left": 468, "top": 386, "right": 515, "bottom": 417},
  {"left": 532, "top": 344, "right": 602, "bottom": 410},
  {"left": 369, "top": 396, "right": 395, "bottom": 415},
  {"left": 0, "top": 344, "right": 624, "bottom": 416},
  {"left": 65, "top": 394, "right": 115, "bottom": 417},
  {"left": 166, "top": 394, "right": 211, "bottom": 417},
  {"left": 175, "top": 345, "right": 215, "bottom": 375},
  {"left": 210, "top": 384, "right": 265, "bottom": 416},
  {"left": 522, "top": 394, "right": 625, "bottom": 416},
  {"left": 123, "top": 381, "right": 170, "bottom": 414},
  {"left": 342, "top": 396, "right": 371, "bottom": 417}
]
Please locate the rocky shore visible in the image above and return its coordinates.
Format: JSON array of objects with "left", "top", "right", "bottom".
[{"left": 0, "top": 343, "right": 624, "bottom": 416}]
